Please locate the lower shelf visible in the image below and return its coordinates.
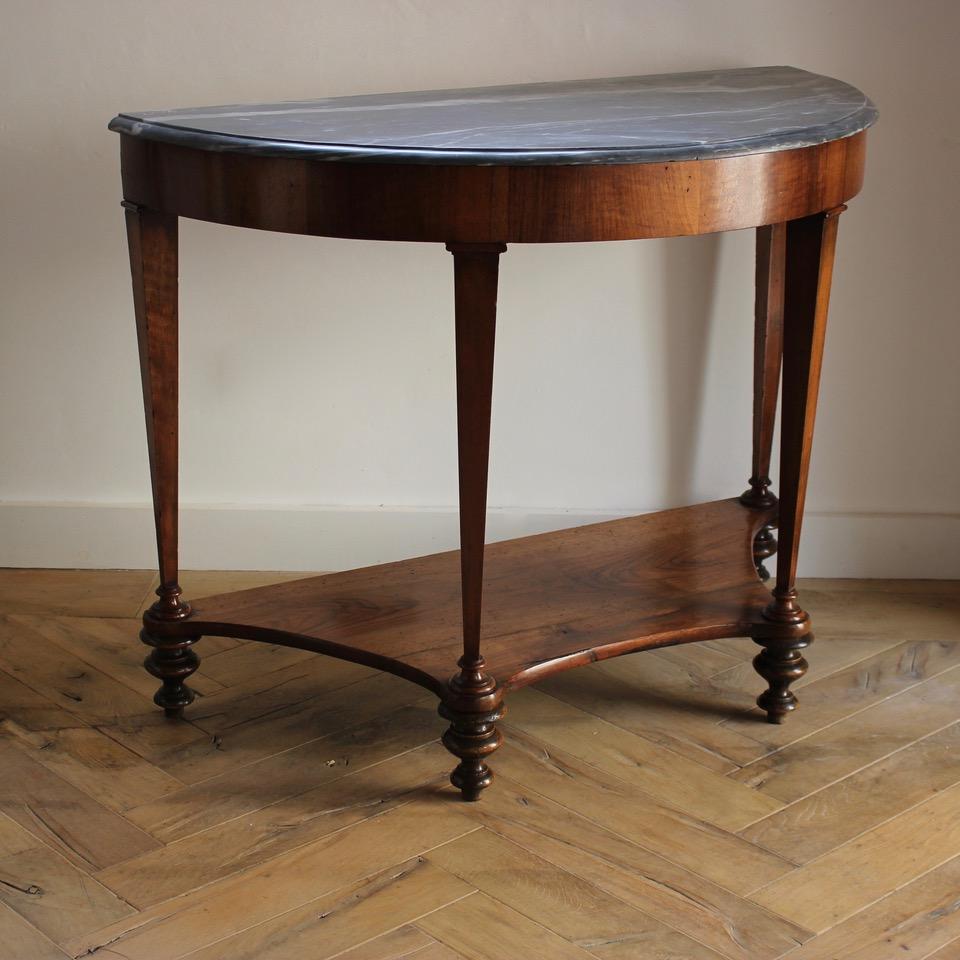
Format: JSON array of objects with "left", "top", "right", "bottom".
[{"left": 173, "top": 498, "right": 776, "bottom": 695}]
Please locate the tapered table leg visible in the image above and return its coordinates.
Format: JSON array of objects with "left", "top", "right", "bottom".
[
  {"left": 124, "top": 203, "right": 198, "bottom": 718},
  {"left": 741, "top": 223, "right": 786, "bottom": 580},
  {"left": 439, "top": 242, "right": 506, "bottom": 800},
  {"left": 754, "top": 206, "right": 845, "bottom": 722}
]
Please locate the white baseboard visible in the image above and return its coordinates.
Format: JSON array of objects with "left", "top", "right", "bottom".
[{"left": 0, "top": 502, "right": 957, "bottom": 578}]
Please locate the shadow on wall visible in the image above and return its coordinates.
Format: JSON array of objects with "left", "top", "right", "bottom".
[{"left": 657, "top": 232, "right": 722, "bottom": 505}]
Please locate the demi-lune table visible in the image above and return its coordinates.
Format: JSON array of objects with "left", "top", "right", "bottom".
[{"left": 110, "top": 66, "right": 876, "bottom": 800}]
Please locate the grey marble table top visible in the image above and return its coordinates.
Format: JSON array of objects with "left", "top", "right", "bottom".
[{"left": 109, "top": 66, "right": 876, "bottom": 166}]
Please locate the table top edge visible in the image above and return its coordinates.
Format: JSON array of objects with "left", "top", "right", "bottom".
[
  {"left": 108, "top": 107, "right": 877, "bottom": 166},
  {"left": 108, "top": 65, "right": 877, "bottom": 166}
]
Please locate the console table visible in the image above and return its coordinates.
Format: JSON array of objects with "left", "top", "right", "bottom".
[{"left": 110, "top": 66, "right": 876, "bottom": 800}]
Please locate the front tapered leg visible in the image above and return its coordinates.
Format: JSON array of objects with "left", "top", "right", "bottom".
[
  {"left": 125, "top": 202, "right": 198, "bottom": 717},
  {"left": 755, "top": 206, "right": 844, "bottom": 720},
  {"left": 443, "top": 242, "right": 505, "bottom": 799}
]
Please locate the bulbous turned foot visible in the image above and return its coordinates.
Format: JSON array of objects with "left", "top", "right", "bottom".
[
  {"left": 140, "top": 628, "right": 200, "bottom": 719},
  {"left": 439, "top": 657, "right": 503, "bottom": 801},
  {"left": 439, "top": 703, "right": 503, "bottom": 800},
  {"left": 753, "top": 634, "right": 812, "bottom": 723}
]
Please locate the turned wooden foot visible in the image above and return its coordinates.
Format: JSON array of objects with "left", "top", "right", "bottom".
[
  {"left": 141, "top": 626, "right": 200, "bottom": 718},
  {"left": 752, "top": 633, "right": 811, "bottom": 723},
  {"left": 439, "top": 701, "right": 503, "bottom": 801},
  {"left": 439, "top": 656, "right": 503, "bottom": 801}
]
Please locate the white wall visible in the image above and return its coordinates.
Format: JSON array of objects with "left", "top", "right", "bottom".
[{"left": 1, "top": 0, "right": 958, "bottom": 575}]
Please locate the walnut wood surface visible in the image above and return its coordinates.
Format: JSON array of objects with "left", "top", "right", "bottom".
[
  {"left": 118, "top": 131, "right": 865, "bottom": 244},
  {"left": 147, "top": 500, "right": 777, "bottom": 695},
  {"left": 449, "top": 244, "right": 503, "bottom": 667},
  {"left": 124, "top": 205, "right": 184, "bottom": 618}
]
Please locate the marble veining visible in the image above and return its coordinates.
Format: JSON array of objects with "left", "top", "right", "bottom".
[{"left": 109, "top": 66, "right": 877, "bottom": 165}]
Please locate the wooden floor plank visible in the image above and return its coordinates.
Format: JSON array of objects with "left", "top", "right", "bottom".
[
  {"left": 706, "top": 637, "right": 763, "bottom": 659},
  {"left": 95, "top": 708, "right": 209, "bottom": 767},
  {"left": 533, "top": 661, "right": 757, "bottom": 774},
  {"left": 417, "top": 892, "right": 597, "bottom": 960},
  {"left": 9, "top": 615, "right": 225, "bottom": 700},
  {"left": 0, "top": 569, "right": 155, "bottom": 619},
  {"left": 70, "top": 804, "right": 478, "bottom": 960},
  {"left": 741, "top": 722, "right": 960, "bottom": 863},
  {"left": 730, "top": 664, "right": 960, "bottom": 803},
  {"left": 504, "top": 687, "right": 783, "bottom": 831},
  {"left": 923, "top": 938, "right": 960, "bottom": 960},
  {"left": 183, "top": 652, "right": 374, "bottom": 730},
  {"left": 0, "top": 901, "right": 73, "bottom": 959},
  {"left": 784, "top": 854, "right": 960, "bottom": 959},
  {"left": 795, "top": 580, "right": 960, "bottom": 641},
  {"left": 534, "top": 626, "right": 903, "bottom": 775},
  {"left": 844, "top": 923, "right": 960, "bottom": 960},
  {"left": 121, "top": 699, "right": 438, "bottom": 845},
  {"left": 718, "top": 638, "right": 960, "bottom": 763},
  {"left": 490, "top": 735, "right": 794, "bottom": 896},
  {"left": 556, "top": 581, "right": 958, "bottom": 775},
  {"left": 412, "top": 945, "right": 470, "bottom": 960},
  {"left": 94, "top": 743, "right": 449, "bottom": 906},
  {"left": 749, "top": 782, "right": 960, "bottom": 931},
  {"left": 329, "top": 926, "right": 439, "bottom": 960},
  {"left": 0, "top": 616, "right": 200, "bottom": 725},
  {"left": 462, "top": 777, "right": 811, "bottom": 960},
  {"left": 0, "top": 739, "right": 160, "bottom": 871},
  {"left": 0, "top": 813, "right": 134, "bottom": 946},
  {"left": 0, "top": 719, "right": 183, "bottom": 813},
  {"left": 182, "top": 858, "right": 474, "bottom": 960},
  {"left": 426, "top": 827, "right": 729, "bottom": 959},
  {"left": 153, "top": 667, "right": 414, "bottom": 786},
  {"left": 706, "top": 630, "right": 910, "bottom": 709},
  {"left": 196, "top": 640, "right": 318, "bottom": 687},
  {"left": 0, "top": 667, "right": 86, "bottom": 733},
  {"left": 646, "top": 641, "right": 745, "bottom": 677}
]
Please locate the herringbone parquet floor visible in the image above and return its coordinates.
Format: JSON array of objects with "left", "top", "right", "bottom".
[{"left": 0, "top": 570, "right": 959, "bottom": 959}]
